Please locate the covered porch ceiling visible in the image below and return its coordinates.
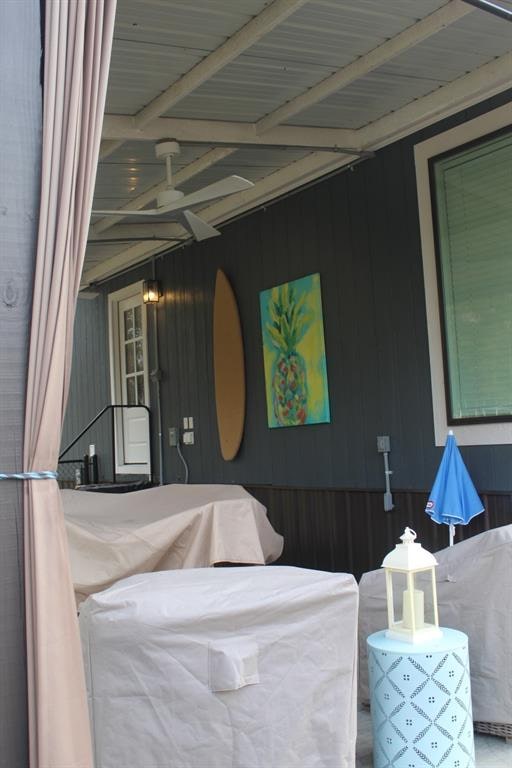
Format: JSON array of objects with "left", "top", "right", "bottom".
[{"left": 84, "top": 0, "right": 512, "bottom": 287}]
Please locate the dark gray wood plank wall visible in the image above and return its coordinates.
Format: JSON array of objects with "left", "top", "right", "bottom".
[
  {"left": 61, "top": 295, "right": 112, "bottom": 482},
  {"left": 66, "top": 89, "right": 512, "bottom": 497},
  {"left": 0, "top": 0, "right": 41, "bottom": 764},
  {"left": 246, "top": 485, "right": 512, "bottom": 580}
]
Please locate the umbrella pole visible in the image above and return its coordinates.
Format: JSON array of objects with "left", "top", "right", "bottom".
[{"left": 449, "top": 524, "right": 455, "bottom": 547}]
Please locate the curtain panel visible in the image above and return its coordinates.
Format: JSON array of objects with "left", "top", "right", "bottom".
[{"left": 24, "top": 1, "right": 116, "bottom": 765}]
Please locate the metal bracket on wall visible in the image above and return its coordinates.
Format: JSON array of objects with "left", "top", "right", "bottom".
[{"left": 377, "top": 435, "right": 394, "bottom": 512}]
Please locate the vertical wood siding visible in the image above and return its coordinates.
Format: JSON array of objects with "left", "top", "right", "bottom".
[
  {"left": 146, "top": 88, "right": 512, "bottom": 494},
  {"left": 0, "top": 0, "right": 41, "bottom": 763},
  {"left": 61, "top": 296, "right": 112, "bottom": 482},
  {"left": 245, "top": 486, "right": 511, "bottom": 580}
]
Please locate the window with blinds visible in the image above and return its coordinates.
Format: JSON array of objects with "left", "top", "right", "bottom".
[{"left": 430, "top": 129, "right": 512, "bottom": 423}]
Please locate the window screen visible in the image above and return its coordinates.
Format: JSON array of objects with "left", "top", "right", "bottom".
[{"left": 431, "top": 130, "right": 512, "bottom": 422}]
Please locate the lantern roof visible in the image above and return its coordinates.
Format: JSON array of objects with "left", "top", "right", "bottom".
[{"left": 382, "top": 527, "right": 438, "bottom": 571}]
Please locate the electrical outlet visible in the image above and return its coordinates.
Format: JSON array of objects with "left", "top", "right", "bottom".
[
  {"left": 183, "top": 430, "right": 194, "bottom": 446},
  {"left": 377, "top": 435, "right": 391, "bottom": 453},
  {"left": 169, "top": 427, "right": 179, "bottom": 447}
]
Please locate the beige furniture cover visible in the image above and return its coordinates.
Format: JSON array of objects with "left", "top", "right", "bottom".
[
  {"left": 80, "top": 566, "right": 359, "bottom": 768},
  {"left": 358, "top": 524, "right": 512, "bottom": 725},
  {"left": 63, "top": 484, "right": 283, "bottom": 604}
]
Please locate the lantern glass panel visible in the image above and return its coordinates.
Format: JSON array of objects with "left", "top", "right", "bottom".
[{"left": 392, "top": 571, "right": 408, "bottom": 625}]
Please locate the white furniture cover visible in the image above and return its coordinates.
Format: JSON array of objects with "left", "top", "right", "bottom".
[
  {"left": 80, "top": 565, "right": 359, "bottom": 768},
  {"left": 358, "top": 524, "right": 512, "bottom": 725},
  {"left": 63, "top": 484, "right": 283, "bottom": 604}
]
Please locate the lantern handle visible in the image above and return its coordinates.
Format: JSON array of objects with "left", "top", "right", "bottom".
[{"left": 400, "top": 527, "right": 417, "bottom": 544}]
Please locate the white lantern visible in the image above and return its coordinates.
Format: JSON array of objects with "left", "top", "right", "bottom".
[{"left": 382, "top": 527, "right": 441, "bottom": 643}]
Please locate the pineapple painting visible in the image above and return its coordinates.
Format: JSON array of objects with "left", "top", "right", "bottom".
[{"left": 260, "top": 274, "right": 330, "bottom": 428}]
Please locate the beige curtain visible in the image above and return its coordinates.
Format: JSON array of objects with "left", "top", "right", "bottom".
[{"left": 23, "top": 1, "right": 116, "bottom": 765}]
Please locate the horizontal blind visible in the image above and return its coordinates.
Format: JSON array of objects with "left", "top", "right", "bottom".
[{"left": 433, "top": 130, "right": 512, "bottom": 420}]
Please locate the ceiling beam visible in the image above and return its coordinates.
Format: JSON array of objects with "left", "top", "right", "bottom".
[
  {"left": 359, "top": 48, "right": 512, "bottom": 149},
  {"left": 97, "top": 0, "right": 469, "bottom": 198},
  {"left": 94, "top": 121, "right": 361, "bottom": 235},
  {"left": 133, "top": 0, "right": 310, "bottom": 130},
  {"left": 99, "top": 0, "right": 309, "bottom": 161},
  {"left": 85, "top": 46, "right": 512, "bottom": 285},
  {"left": 186, "top": 152, "right": 354, "bottom": 228},
  {"left": 255, "top": 0, "right": 473, "bottom": 133},
  {"left": 83, "top": 238, "right": 179, "bottom": 286},
  {"left": 100, "top": 139, "right": 124, "bottom": 160},
  {"left": 91, "top": 147, "right": 235, "bottom": 235},
  {"left": 88, "top": 223, "right": 188, "bottom": 241},
  {"left": 101, "top": 115, "right": 360, "bottom": 151},
  {"left": 94, "top": 1, "right": 469, "bottom": 241},
  {"left": 211, "top": 50, "right": 512, "bottom": 225}
]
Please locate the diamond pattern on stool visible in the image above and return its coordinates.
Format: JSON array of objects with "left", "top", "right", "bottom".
[{"left": 368, "top": 645, "right": 475, "bottom": 768}]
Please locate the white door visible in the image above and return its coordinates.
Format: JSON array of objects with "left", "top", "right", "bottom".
[{"left": 109, "top": 283, "right": 151, "bottom": 472}]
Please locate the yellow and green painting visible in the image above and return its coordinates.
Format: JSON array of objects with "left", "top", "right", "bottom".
[{"left": 260, "top": 273, "right": 330, "bottom": 428}]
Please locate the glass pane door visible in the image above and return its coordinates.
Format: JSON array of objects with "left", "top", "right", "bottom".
[{"left": 117, "top": 294, "right": 150, "bottom": 465}]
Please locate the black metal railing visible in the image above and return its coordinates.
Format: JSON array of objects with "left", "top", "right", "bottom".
[{"left": 58, "top": 404, "right": 153, "bottom": 488}]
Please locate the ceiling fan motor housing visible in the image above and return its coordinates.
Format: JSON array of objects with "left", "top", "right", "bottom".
[
  {"left": 155, "top": 139, "right": 180, "bottom": 159},
  {"left": 157, "top": 187, "right": 185, "bottom": 207}
]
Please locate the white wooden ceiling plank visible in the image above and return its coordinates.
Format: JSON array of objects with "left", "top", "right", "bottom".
[{"left": 112, "top": 0, "right": 266, "bottom": 51}]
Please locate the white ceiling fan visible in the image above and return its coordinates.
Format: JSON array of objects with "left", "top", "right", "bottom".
[{"left": 91, "top": 140, "right": 254, "bottom": 241}]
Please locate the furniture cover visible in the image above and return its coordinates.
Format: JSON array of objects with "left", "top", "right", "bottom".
[
  {"left": 63, "top": 484, "right": 283, "bottom": 604},
  {"left": 358, "top": 524, "right": 512, "bottom": 726},
  {"left": 79, "top": 565, "right": 359, "bottom": 768}
]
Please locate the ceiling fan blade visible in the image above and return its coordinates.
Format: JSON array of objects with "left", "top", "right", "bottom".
[
  {"left": 91, "top": 175, "right": 253, "bottom": 219},
  {"left": 91, "top": 208, "right": 160, "bottom": 217},
  {"left": 179, "top": 210, "right": 221, "bottom": 241},
  {"left": 157, "top": 175, "right": 254, "bottom": 215}
]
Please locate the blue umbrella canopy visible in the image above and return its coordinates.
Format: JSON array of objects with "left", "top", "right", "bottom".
[{"left": 425, "top": 431, "right": 484, "bottom": 546}]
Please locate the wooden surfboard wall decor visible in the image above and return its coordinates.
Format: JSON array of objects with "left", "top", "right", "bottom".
[{"left": 213, "top": 269, "right": 246, "bottom": 461}]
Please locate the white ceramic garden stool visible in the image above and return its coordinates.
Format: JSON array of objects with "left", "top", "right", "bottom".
[{"left": 367, "top": 628, "right": 475, "bottom": 768}]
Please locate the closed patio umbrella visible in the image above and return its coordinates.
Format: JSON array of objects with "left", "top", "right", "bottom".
[{"left": 425, "top": 430, "right": 484, "bottom": 546}]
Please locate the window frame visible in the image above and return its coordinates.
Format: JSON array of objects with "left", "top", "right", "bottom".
[
  {"left": 415, "top": 102, "right": 512, "bottom": 446},
  {"left": 428, "top": 124, "right": 512, "bottom": 426}
]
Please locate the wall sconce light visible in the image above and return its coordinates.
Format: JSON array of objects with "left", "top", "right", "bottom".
[{"left": 143, "top": 279, "right": 161, "bottom": 304}]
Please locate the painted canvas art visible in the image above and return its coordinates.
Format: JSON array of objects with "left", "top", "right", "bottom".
[{"left": 260, "top": 273, "right": 330, "bottom": 428}]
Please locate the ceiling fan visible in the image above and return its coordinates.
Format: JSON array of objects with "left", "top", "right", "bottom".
[{"left": 91, "top": 140, "right": 254, "bottom": 241}]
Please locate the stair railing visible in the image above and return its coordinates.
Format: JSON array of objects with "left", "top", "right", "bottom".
[{"left": 58, "top": 404, "right": 153, "bottom": 486}]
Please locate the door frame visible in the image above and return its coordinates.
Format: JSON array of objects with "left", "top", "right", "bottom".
[{"left": 108, "top": 281, "right": 151, "bottom": 474}]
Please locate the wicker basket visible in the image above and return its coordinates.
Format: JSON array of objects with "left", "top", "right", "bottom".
[{"left": 474, "top": 721, "right": 512, "bottom": 743}]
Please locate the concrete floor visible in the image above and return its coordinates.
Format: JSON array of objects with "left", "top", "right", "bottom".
[{"left": 356, "top": 707, "right": 511, "bottom": 768}]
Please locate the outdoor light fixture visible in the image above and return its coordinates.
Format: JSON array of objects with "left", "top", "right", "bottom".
[
  {"left": 382, "top": 527, "right": 441, "bottom": 643},
  {"left": 143, "top": 279, "right": 161, "bottom": 304}
]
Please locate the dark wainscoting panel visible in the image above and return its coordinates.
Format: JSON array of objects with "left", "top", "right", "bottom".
[{"left": 246, "top": 485, "right": 512, "bottom": 580}]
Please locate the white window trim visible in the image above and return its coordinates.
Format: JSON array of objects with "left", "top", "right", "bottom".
[
  {"left": 108, "top": 281, "right": 151, "bottom": 473},
  {"left": 415, "top": 102, "right": 512, "bottom": 446}
]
